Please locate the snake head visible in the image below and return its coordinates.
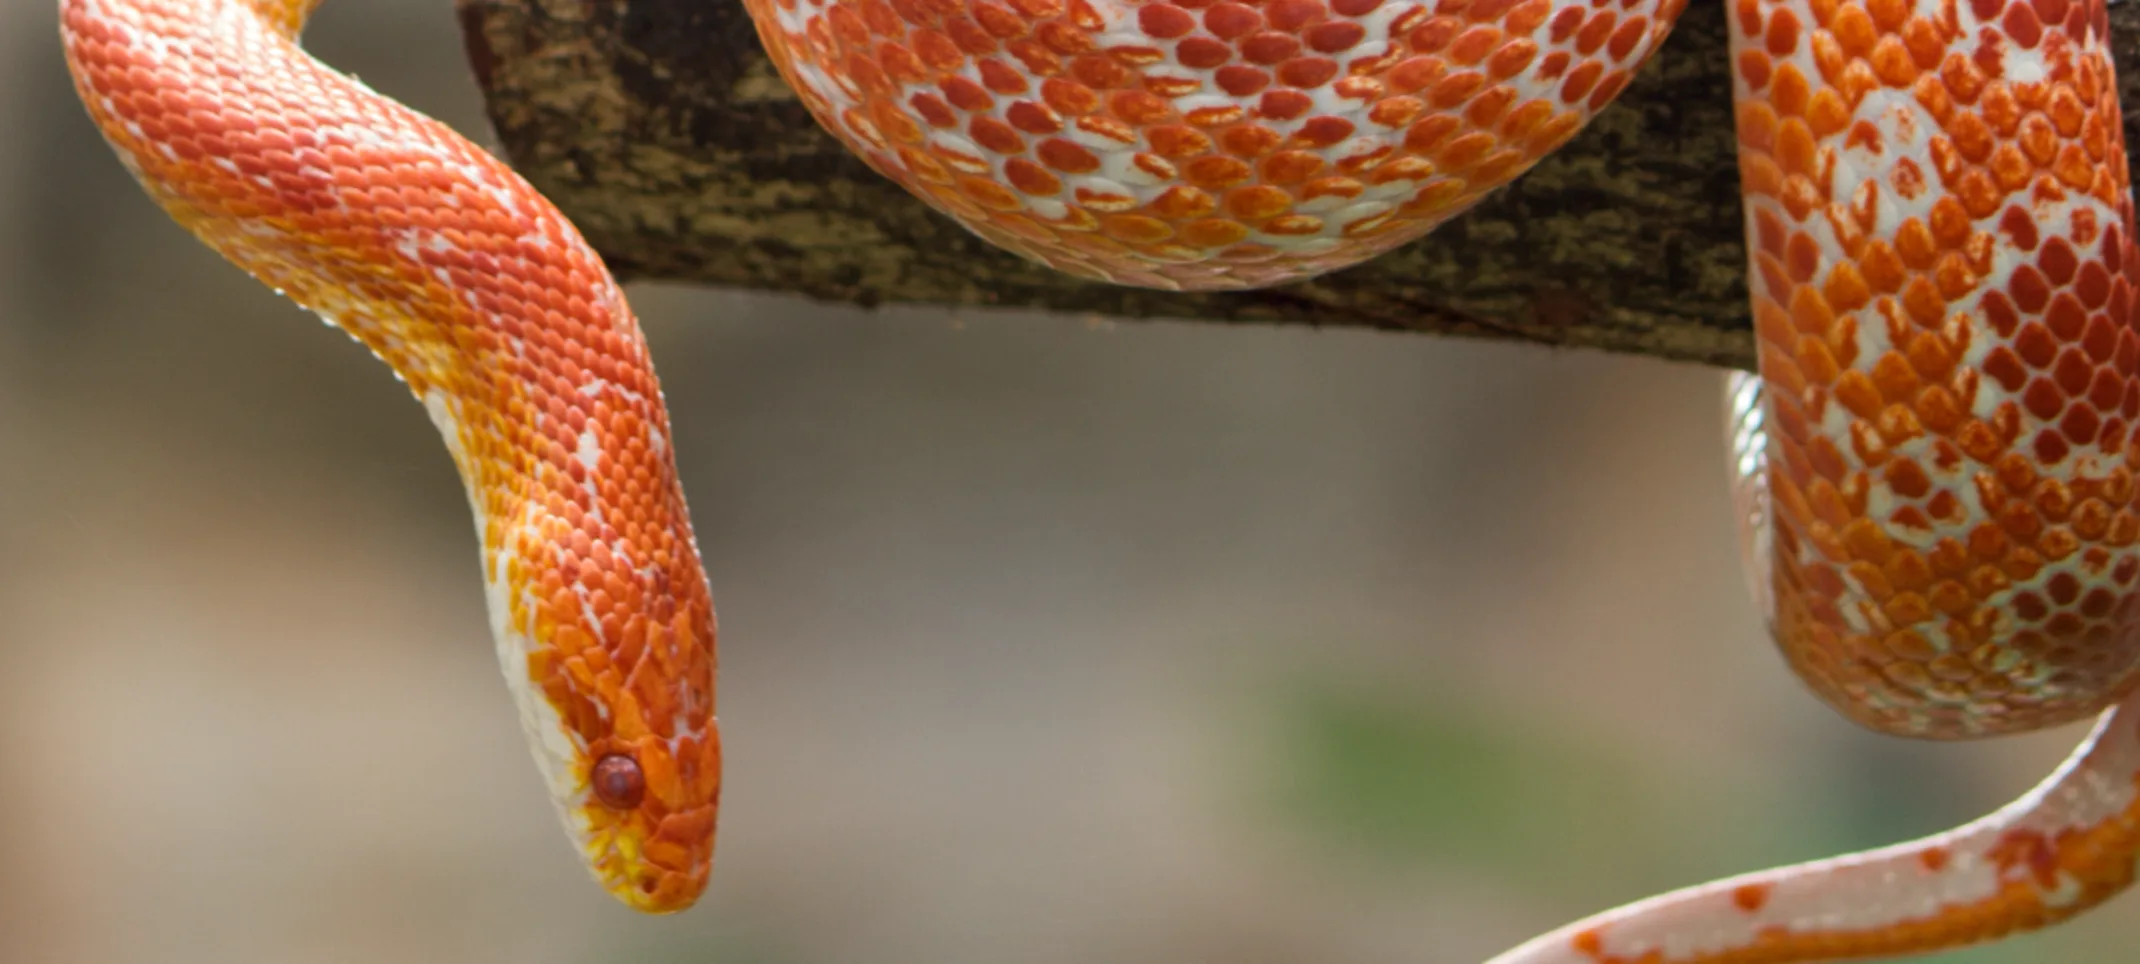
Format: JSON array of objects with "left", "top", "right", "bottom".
[
  {"left": 498, "top": 546, "right": 727, "bottom": 916},
  {"left": 499, "top": 561, "right": 722, "bottom": 914},
  {"left": 575, "top": 717, "right": 723, "bottom": 912},
  {"left": 464, "top": 441, "right": 723, "bottom": 916}
]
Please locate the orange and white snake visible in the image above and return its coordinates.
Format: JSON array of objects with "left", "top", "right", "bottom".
[{"left": 55, "top": 0, "right": 2140, "bottom": 959}]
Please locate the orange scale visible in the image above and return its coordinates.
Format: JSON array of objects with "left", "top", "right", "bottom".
[
  {"left": 1187, "top": 104, "right": 1250, "bottom": 126},
  {"left": 826, "top": 6, "right": 872, "bottom": 46},
  {"left": 1408, "top": 17, "right": 1460, "bottom": 54},
  {"left": 1010, "top": 39, "right": 1064, "bottom": 73},
  {"left": 1367, "top": 95, "right": 1427, "bottom": 129},
  {"left": 1429, "top": 69, "right": 1489, "bottom": 108},
  {"left": 1110, "top": 89, "right": 1176, "bottom": 124},
  {"left": 1572, "top": 10, "right": 1620, "bottom": 55},
  {"left": 969, "top": 116, "right": 1027, "bottom": 153},
  {"left": 1368, "top": 155, "right": 1437, "bottom": 184},
  {"left": 1004, "top": 157, "right": 1064, "bottom": 194},
  {"left": 1063, "top": 229, "right": 1135, "bottom": 257},
  {"left": 1185, "top": 154, "right": 1256, "bottom": 188},
  {"left": 1035, "top": 137, "right": 1103, "bottom": 171},
  {"left": 1463, "top": 86, "right": 1517, "bottom": 127},
  {"left": 1144, "top": 74, "right": 1202, "bottom": 97},
  {"left": 1261, "top": 214, "right": 1326, "bottom": 235},
  {"left": 1011, "top": 0, "right": 1069, "bottom": 20},
  {"left": 873, "top": 102, "right": 929, "bottom": 145},
  {"left": 1259, "top": 89, "right": 1317, "bottom": 119},
  {"left": 1176, "top": 36, "right": 1234, "bottom": 68},
  {"left": 925, "top": 180, "right": 991, "bottom": 217},
  {"left": 1434, "top": 130, "right": 1497, "bottom": 171},
  {"left": 890, "top": 146, "right": 950, "bottom": 183},
  {"left": 1180, "top": 217, "right": 1252, "bottom": 247},
  {"left": 1134, "top": 242, "right": 1212, "bottom": 263},
  {"left": 1306, "top": 21, "right": 1367, "bottom": 53},
  {"left": 1609, "top": 13, "right": 1655, "bottom": 59},
  {"left": 2045, "top": 89, "right": 2088, "bottom": 139},
  {"left": 1072, "top": 184, "right": 1139, "bottom": 211},
  {"left": 1334, "top": 77, "right": 1385, "bottom": 103},
  {"left": 1387, "top": 5, "right": 1432, "bottom": 37},
  {"left": 1399, "top": 178, "right": 1473, "bottom": 215},
  {"left": 1137, "top": 3, "right": 1198, "bottom": 38},
  {"left": 1388, "top": 55, "right": 1447, "bottom": 94},
  {"left": 1226, "top": 184, "right": 1295, "bottom": 219},
  {"left": 1036, "top": 21, "right": 1094, "bottom": 54},
  {"left": 1102, "top": 213, "right": 1177, "bottom": 243},
  {"left": 1342, "top": 210, "right": 1397, "bottom": 236},
  {"left": 1349, "top": 44, "right": 1407, "bottom": 76},
  {"left": 1337, "top": 144, "right": 1398, "bottom": 174},
  {"left": 1146, "top": 184, "right": 1219, "bottom": 218},
  {"left": 1204, "top": 2, "right": 1264, "bottom": 40},
  {"left": 1221, "top": 124, "right": 1285, "bottom": 157},
  {"left": 943, "top": 16, "right": 1000, "bottom": 54},
  {"left": 856, "top": 0, "right": 908, "bottom": 35},
  {"left": 1267, "top": 0, "right": 1328, "bottom": 31},
  {"left": 972, "top": 1, "right": 1032, "bottom": 39},
  {"left": 1040, "top": 76, "right": 1102, "bottom": 114},
  {"left": 1586, "top": 69, "right": 1634, "bottom": 110},
  {"left": 1277, "top": 56, "right": 1341, "bottom": 87},
  {"left": 990, "top": 212, "right": 1061, "bottom": 243},
  {"left": 909, "top": 92, "right": 959, "bottom": 127},
  {"left": 1129, "top": 152, "right": 1181, "bottom": 181},
  {"left": 887, "top": 0, "right": 935, "bottom": 25},
  {"left": 1468, "top": 147, "right": 1528, "bottom": 184},
  {"left": 1044, "top": 205, "right": 1103, "bottom": 231},
  {"left": 1068, "top": 52, "right": 1133, "bottom": 88},
  {"left": 1243, "top": 30, "right": 1305, "bottom": 64},
  {"left": 1445, "top": 25, "right": 1504, "bottom": 67},
  {"left": 1213, "top": 241, "right": 1285, "bottom": 262},
  {"left": 979, "top": 57, "right": 1035, "bottom": 93}
]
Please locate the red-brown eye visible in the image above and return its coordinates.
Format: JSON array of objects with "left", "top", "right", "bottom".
[{"left": 591, "top": 753, "right": 646, "bottom": 809}]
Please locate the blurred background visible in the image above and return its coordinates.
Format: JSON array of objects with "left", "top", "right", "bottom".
[{"left": 3, "top": 3, "right": 2134, "bottom": 962}]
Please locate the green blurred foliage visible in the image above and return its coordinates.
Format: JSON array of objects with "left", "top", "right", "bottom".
[{"left": 1246, "top": 666, "right": 2110, "bottom": 963}]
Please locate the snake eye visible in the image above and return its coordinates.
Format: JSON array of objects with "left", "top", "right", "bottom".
[{"left": 591, "top": 753, "right": 646, "bottom": 809}]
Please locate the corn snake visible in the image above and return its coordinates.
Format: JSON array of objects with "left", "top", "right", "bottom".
[{"left": 54, "top": 0, "right": 2140, "bottom": 960}]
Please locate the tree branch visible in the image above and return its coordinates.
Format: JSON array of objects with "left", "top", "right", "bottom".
[{"left": 452, "top": 0, "right": 2140, "bottom": 369}]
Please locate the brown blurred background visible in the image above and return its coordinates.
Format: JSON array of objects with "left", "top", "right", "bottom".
[{"left": 2, "top": 4, "right": 2133, "bottom": 962}]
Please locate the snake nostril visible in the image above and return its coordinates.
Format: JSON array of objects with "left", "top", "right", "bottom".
[{"left": 591, "top": 753, "right": 646, "bottom": 809}]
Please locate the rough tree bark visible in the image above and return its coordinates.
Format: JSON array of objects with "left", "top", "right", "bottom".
[{"left": 452, "top": 0, "right": 2140, "bottom": 370}]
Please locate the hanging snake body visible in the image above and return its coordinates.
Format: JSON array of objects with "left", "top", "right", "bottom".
[
  {"left": 59, "top": 0, "right": 720, "bottom": 914},
  {"left": 54, "top": 0, "right": 2140, "bottom": 958}
]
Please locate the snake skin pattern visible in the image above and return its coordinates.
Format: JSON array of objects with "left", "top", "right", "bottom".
[
  {"left": 750, "top": 0, "right": 1686, "bottom": 289},
  {"left": 59, "top": 0, "right": 722, "bottom": 913},
  {"left": 54, "top": 0, "right": 2140, "bottom": 955}
]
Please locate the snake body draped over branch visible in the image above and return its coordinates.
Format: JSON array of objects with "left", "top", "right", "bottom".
[{"left": 54, "top": 0, "right": 2140, "bottom": 958}]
